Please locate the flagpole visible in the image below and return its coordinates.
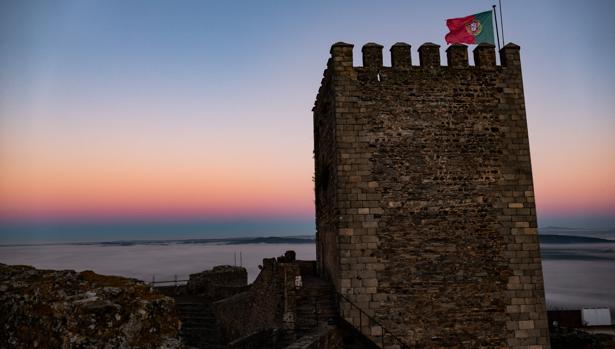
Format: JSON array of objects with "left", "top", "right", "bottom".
[
  {"left": 499, "top": 0, "right": 505, "bottom": 44},
  {"left": 492, "top": 5, "right": 501, "bottom": 51}
]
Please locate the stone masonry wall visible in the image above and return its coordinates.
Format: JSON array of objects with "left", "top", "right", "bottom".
[
  {"left": 314, "top": 63, "right": 341, "bottom": 287},
  {"left": 313, "top": 42, "right": 550, "bottom": 348},
  {"left": 213, "top": 253, "right": 301, "bottom": 343}
]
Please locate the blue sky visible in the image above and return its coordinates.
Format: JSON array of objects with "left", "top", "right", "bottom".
[{"left": 1, "top": 0, "right": 614, "bottom": 243}]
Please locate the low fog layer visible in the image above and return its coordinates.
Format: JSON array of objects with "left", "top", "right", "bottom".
[
  {"left": 1, "top": 241, "right": 614, "bottom": 316},
  {"left": 0, "top": 242, "right": 315, "bottom": 283}
]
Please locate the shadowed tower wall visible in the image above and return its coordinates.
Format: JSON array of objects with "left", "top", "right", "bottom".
[{"left": 313, "top": 42, "right": 550, "bottom": 348}]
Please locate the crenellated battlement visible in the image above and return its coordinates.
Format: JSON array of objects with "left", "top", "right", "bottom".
[{"left": 329, "top": 41, "right": 521, "bottom": 71}]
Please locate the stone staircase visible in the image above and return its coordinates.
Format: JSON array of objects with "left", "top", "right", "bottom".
[
  {"left": 337, "top": 317, "right": 382, "bottom": 349},
  {"left": 174, "top": 296, "right": 224, "bottom": 349},
  {"left": 291, "top": 273, "right": 381, "bottom": 349},
  {"left": 295, "top": 274, "right": 338, "bottom": 336}
]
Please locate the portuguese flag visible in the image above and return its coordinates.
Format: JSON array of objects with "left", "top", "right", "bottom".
[{"left": 445, "top": 10, "right": 495, "bottom": 45}]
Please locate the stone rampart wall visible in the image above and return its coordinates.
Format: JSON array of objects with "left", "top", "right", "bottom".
[{"left": 213, "top": 254, "right": 301, "bottom": 343}]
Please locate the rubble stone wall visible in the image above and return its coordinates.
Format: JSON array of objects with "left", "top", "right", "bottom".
[
  {"left": 187, "top": 265, "right": 247, "bottom": 299},
  {"left": 213, "top": 256, "right": 300, "bottom": 343}
]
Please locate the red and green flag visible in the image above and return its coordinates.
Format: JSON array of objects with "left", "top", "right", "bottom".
[{"left": 445, "top": 10, "right": 495, "bottom": 45}]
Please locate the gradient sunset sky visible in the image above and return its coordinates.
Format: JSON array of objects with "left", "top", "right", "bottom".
[{"left": 1, "top": 0, "right": 614, "bottom": 242}]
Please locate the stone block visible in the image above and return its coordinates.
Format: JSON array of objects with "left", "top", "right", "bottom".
[{"left": 519, "top": 320, "right": 535, "bottom": 330}]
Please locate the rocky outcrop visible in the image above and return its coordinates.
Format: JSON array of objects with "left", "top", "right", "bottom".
[{"left": 0, "top": 263, "right": 183, "bottom": 349}]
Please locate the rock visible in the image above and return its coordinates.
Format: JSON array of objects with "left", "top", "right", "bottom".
[{"left": 0, "top": 263, "right": 184, "bottom": 349}]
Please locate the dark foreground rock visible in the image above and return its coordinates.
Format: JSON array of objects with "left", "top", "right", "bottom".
[{"left": 0, "top": 263, "right": 183, "bottom": 349}]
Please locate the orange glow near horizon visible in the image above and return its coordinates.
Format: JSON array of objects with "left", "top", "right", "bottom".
[
  {"left": 528, "top": 112, "right": 615, "bottom": 219},
  {"left": 532, "top": 148, "right": 615, "bottom": 217},
  {"left": 2, "top": 109, "right": 615, "bottom": 222},
  {"left": 3, "top": 137, "right": 614, "bottom": 222},
  {"left": 0, "top": 120, "right": 315, "bottom": 221}
]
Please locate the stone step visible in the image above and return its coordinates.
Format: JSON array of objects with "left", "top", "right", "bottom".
[
  {"left": 181, "top": 328, "right": 219, "bottom": 336},
  {"left": 177, "top": 308, "right": 211, "bottom": 312},
  {"left": 180, "top": 323, "right": 219, "bottom": 329},
  {"left": 180, "top": 319, "right": 218, "bottom": 327},
  {"left": 301, "top": 294, "right": 333, "bottom": 299},
  {"left": 298, "top": 299, "right": 336, "bottom": 303},
  {"left": 176, "top": 305, "right": 213, "bottom": 311},
  {"left": 298, "top": 302, "right": 336, "bottom": 308},
  {"left": 178, "top": 313, "right": 215, "bottom": 318},
  {"left": 176, "top": 303, "right": 212, "bottom": 308},
  {"left": 180, "top": 323, "right": 217, "bottom": 328},
  {"left": 180, "top": 318, "right": 216, "bottom": 325},
  {"left": 296, "top": 311, "right": 337, "bottom": 318},
  {"left": 180, "top": 320, "right": 216, "bottom": 326},
  {"left": 296, "top": 319, "right": 337, "bottom": 327},
  {"left": 181, "top": 336, "right": 221, "bottom": 344},
  {"left": 299, "top": 293, "right": 335, "bottom": 299},
  {"left": 296, "top": 310, "right": 337, "bottom": 317},
  {"left": 296, "top": 316, "right": 337, "bottom": 321},
  {"left": 301, "top": 281, "right": 332, "bottom": 286},
  {"left": 179, "top": 313, "right": 216, "bottom": 318},
  {"left": 182, "top": 342, "right": 224, "bottom": 349},
  {"left": 300, "top": 286, "right": 334, "bottom": 292},
  {"left": 177, "top": 305, "right": 212, "bottom": 308},
  {"left": 177, "top": 311, "right": 216, "bottom": 318},
  {"left": 181, "top": 318, "right": 216, "bottom": 323},
  {"left": 300, "top": 291, "right": 334, "bottom": 296},
  {"left": 296, "top": 304, "right": 337, "bottom": 311},
  {"left": 296, "top": 305, "right": 336, "bottom": 311},
  {"left": 299, "top": 297, "right": 334, "bottom": 303},
  {"left": 299, "top": 298, "right": 335, "bottom": 305},
  {"left": 183, "top": 345, "right": 224, "bottom": 349}
]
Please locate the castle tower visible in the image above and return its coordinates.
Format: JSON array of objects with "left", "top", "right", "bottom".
[{"left": 313, "top": 42, "right": 550, "bottom": 348}]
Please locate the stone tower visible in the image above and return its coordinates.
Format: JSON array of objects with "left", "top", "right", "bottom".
[{"left": 313, "top": 42, "right": 550, "bottom": 348}]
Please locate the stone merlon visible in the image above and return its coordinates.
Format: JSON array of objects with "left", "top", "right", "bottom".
[{"left": 328, "top": 41, "right": 522, "bottom": 69}]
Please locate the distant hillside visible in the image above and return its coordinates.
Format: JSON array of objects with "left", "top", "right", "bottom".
[
  {"left": 225, "top": 236, "right": 315, "bottom": 245},
  {"left": 539, "top": 227, "right": 615, "bottom": 240},
  {"left": 0, "top": 235, "right": 316, "bottom": 247},
  {"left": 539, "top": 234, "right": 612, "bottom": 244}
]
